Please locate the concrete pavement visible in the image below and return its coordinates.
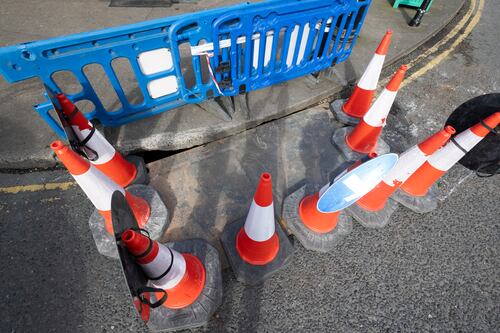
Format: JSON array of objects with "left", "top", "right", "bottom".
[{"left": 0, "top": 0, "right": 464, "bottom": 169}]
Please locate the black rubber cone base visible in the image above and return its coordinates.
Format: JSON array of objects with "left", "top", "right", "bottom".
[
  {"left": 445, "top": 93, "right": 500, "bottom": 176},
  {"left": 147, "top": 239, "right": 223, "bottom": 332},
  {"left": 112, "top": 192, "right": 222, "bottom": 332},
  {"left": 346, "top": 199, "right": 398, "bottom": 229},
  {"left": 220, "top": 218, "right": 294, "bottom": 286},
  {"left": 89, "top": 184, "right": 169, "bottom": 258},
  {"left": 126, "top": 155, "right": 149, "bottom": 186},
  {"left": 392, "top": 185, "right": 438, "bottom": 214},
  {"left": 330, "top": 99, "right": 361, "bottom": 126},
  {"left": 331, "top": 126, "right": 391, "bottom": 161},
  {"left": 282, "top": 185, "right": 353, "bottom": 252}
]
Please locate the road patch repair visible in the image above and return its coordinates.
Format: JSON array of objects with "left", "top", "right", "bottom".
[{"left": 2, "top": 0, "right": 499, "bottom": 331}]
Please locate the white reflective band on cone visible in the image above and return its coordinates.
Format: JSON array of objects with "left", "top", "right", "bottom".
[
  {"left": 428, "top": 129, "right": 483, "bottom": 171},
  {"left": 72, "top": 125, "right": 116, "bottom": 165},
  {"left": 143, "top": 244, "right": 186, "bottom": 290},
  {"left": 382, "top": 145, "right": 427, "bottom": 185},
  {"left": 363, "top": 89, "right": 397, "bottom": 127},
  {"left": 244, "top": 200, "right": 275, "bottom": 242},
  {"left": 73, "top": 166, "right": 124, "bottom": 211},
  {"left": 357, "top": 54, "right": 385, "bottom": 91}
]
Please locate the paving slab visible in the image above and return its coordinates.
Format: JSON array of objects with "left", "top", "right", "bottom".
[
  {"left": 148, "top": 106, "right": 346, "bottom": 255},
  {"left": 0, "top": 0, "right": 464, "bottom": 168}
]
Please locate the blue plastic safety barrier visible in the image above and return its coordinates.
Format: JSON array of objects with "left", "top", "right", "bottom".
[{"left": 0, "top": 0, "right": 371, "bottom": 137}]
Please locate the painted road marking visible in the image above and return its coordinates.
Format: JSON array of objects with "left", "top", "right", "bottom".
[
  {"left": 401, "top": 0, "right": 484, "bottom": 88},
  {"left": 0, "top": 181, "right": 76, "bottom": 194},
  {"left": 378, "top": 0, "right": 484, "bottom": 89}
]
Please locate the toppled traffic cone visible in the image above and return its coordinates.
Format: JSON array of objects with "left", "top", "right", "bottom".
[
  {"left": 111, "top": 192, "right": 222, "bottom": 332},
  {"left": 51, "top": 140, "right": 168, "bottom": 258},
  {"left": 332, "top": 65, "right": 408, "bottom": 160},
  {"left": 347, "top": 126, "right": 455, "bottom": 227},
  {"left": 394, "top": 112, "right": 500, "bottom": 210},
  {"left": 56, "top": 94, "right": 148, "bottom": 187},
  {"left": 283, "top": 184, "right": 352, "bottom": 253},
  {"left": 282, "top": 155, "right": 377, "bottom": 252},
  {"left": 122, "top": 229, "right": 205, "bottom": 309},
  {"left": 331, "top": 30, "right": 393, "bottom": 125},
  {"left": 220, "top": 173, "right": 293, "bottom": 285}
]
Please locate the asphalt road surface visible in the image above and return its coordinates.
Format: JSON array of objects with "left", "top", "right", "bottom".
[{"left": 1, "top": 1, "right": 499, "bottom": 332}]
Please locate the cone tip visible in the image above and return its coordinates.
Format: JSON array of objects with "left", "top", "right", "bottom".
[
  {"left": 121, "top": 229, "right": 137, "bottom": 245},
  {"left": 50, "top": 140, "right": 66, "bottom": 152},
  {"left": 261, "top": 172, "right": 271, "bottom": 182},
  {"left": 55, "top": 93, "right": 75, "bottom": 111},
  {"left": 55, "top": 93, "right": 66, "bottom": 102},
  {"left": 375, "top": 29, "right": 393, "bottom": 55},
  {"left": 444, "top": 125, "right": 456, "bottom": 135},
  {"left": 51, "top": 140, "right": 90, "bottom": 174},
  {"left": 386, "top": 65, "right": 408, "bottom": 91},
  {"left": 254, "top": 172, "right": 273, "bottom": 206},
  {"left": 121, "top": 229, "right": 150, "bottom": 257}
]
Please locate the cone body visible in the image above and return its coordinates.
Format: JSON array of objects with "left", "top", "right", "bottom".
[
  {"left": 299, "top": 191, "right": 341, "bottom": 233},
  {"left": 236, "top": 173, "right": 279, "bottom": 265},
  {"left": 346, "top": 65, "right": 407, "bottom": 153},
  {"left": 401, "top": 112, "right": 500, "bottom": 196},
  {"left": 297, "top": 153, "right": 377, "bottom": 233},
  {"left": 56, "top": 94, "right": 137, "bottom": 187},
  {"left": 51, "top": 141, "right": 150, "bottom": 234},
  {"left": 342, "top": 30, "right": 392, "bottom": 118},
  {"left": 357, "top": 126, "right": 455, "bottom": 211},
  {"left": 121, "top": 229, "right": 205, "bottom": 309}
]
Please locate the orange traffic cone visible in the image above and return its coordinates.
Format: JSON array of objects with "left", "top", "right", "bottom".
[
  {"left": 56, "top": 94, "right": 138, "bottom": 188},
  {"left": 51, "top": 140, "right": 150, "bottom": 234},
  {"left": 235, "top": 173, "right": 279, "bottom": 265},
  {"left": 345, "top": 65, "right": 408, "bottom": 153},
  {"left": 298, "top": 153, "right": 377, "bottom": 233},
  {"left": 221, "top": 172, "right": 293, "bottom": 284},
  {"left": 356, "top": 126, "right": 456, "bottom": 211},
  {"left": 342, "top": 30, "right": 393, "bottom": 118},
  {"left": 121, "top": 229, "right": 205, "bottom": 309},
  {"left": 299, "top": 193, "right": 342, "bottom": 233},
  {"left": 400, "top": 112, "right": 500, "bottom": 196}
]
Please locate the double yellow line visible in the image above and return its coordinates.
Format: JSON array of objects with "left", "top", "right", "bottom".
[
  {"left": 385, "top": 0, "right": 484, "bottom": 89},
  {"left": 0, "top": 181, "right": 75, "bottom": 194}
]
